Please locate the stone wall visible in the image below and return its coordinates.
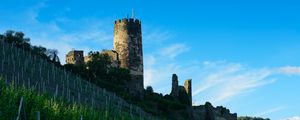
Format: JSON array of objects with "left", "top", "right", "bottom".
[
  {"left": 83, "top": 50, "right": 120, "bottom": 68},
  {"left": 113, "top": 18, "right": 144, "bottom": 94},
  {"left": 65, "top": 50, "right": 84, "bottom": 65},
  {"left": 170, "top": 74, "right": 193, "bottom": 106},
  {"left": 184, "top": 79, "right": 192, "bottom": 106}
]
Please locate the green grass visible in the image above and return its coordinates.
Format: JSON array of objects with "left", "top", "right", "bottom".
[{"left": 0, "top": 78, "right": 142, "bottom": 120}]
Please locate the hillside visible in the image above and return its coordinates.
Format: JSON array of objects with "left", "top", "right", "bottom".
[
  {"left": 0, "top": 32, "right": 155, "bottom": 119},
  {"left": 0, "top": 31, "right": 271, "bottom": 120}
]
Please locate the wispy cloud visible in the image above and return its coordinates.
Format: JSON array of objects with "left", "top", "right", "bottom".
[
  {"left": 145, "top": 52, "right": 300, "bottom": 105},
  {"left": 160, "top": 43, "right": 190, "bottom": 59},
  {"left": 192, "top": 61, "right": 275, "bottom": 104},
  {"left": 255, "top": 106, "right": 284, "bottom": 117},
  {"left": 284, "top": 116, "right": 300, "bottom": 120},
  {"left": 144, "top": 54, "right": 181, "bottom": 91},
  {"left": 144, "top": 42, "right": 190, "bottom": 91},
  {"left": 278, "top": 66, "right": 300, "bottom": 75},
  {"left": 143, "top": 29, "right": 172, "bottom": 45}
]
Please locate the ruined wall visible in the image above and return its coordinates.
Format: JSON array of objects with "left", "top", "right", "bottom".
[
  {"left": 101, "top": 50, "right": 120, "bottom": 67},
  {"left": 66, "top": 50, "right": 84, "bottom": 65},
  {"left": 113, "top": 18, "right": 143, "bottom": 94},
  {"left": 184, "top": 79, "right": 192, "bottom": 106},
  {"left": 83, "top": 50, "right": 120, "bottom": 68},
  {"left": 102, "top": 50, "right": 119, "bottom": 61}
]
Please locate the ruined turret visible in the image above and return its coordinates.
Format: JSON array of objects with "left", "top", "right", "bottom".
[
  {"left": 184, "top": 79, "right": 192, "bottom": 106},
  {"left": 171, "top": 74, "right": 179, "bottom": 97},
  {"left": 66, "top": 50, "right": 84, "bottom": 65},
  {"left": 169, "top": 74, "right": 193, "bottom": 106}
]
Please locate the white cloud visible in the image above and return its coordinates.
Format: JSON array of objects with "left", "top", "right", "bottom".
[
  {"left": 28, "top": 20, "right": 113, "bottom": 64},
  {"left": 160, "top": 43, "right": 190, "bottom": 59},
  {"left": 143, "top": 29, "right": 172, "bottom": 45},
  {"left": 278, "top": 66, "right": 300, "bottom": 75},
  {"left": 0, "top": 1, "right": 114, "bottom": 64},
  {"left": 192, "top": 61, "right": 275, "bottom": 105},
  {"left": 144, "top": 43, "right": 190, "bottom": 92},
  {"left": 255, "top": 106, "right": 284, "bottom": 117},
  {"left": 144, "top": 52, "right": 300, "bottom": 105},
  {"left": 284, "top": 116, "right": 300, "bottom": 120}
]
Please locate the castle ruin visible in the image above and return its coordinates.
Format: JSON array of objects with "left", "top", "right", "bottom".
[
  {"left": 170, "top": 74, "right": 192, "bottom": 106},
  {"left": 65, "top": 50, "right": 84, "bottom": 65},
  {"left": 63, "top": 14, "right": 242, "bottom": 120},
  {"left": 66, "top": 16, "right": 144, "bottom": 95},
  {"left": 65, "top": 15, "right": 193, "bottom": 103}
]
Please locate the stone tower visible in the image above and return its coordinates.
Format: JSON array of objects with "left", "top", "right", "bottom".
[
  {"left": 184, "top": 79, "right": 192, "bottom": 106},
  {"left": 113, "top": 18, "right": 143, "bottom": 94},
  {"left": 171, "top": 74, "right": 179, "bottom": 97}
]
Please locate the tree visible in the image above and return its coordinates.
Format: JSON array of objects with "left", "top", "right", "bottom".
[
  {"left": 86, "top": 52, "right": 112, "bottom": 80},
  {"left": 32, "top": 46, "right": 47, "bottom": 58},
  {"left": 1, "top": 30, "right": 63, "bottom": 67},
  {"left": 46, "top": 49, "right": 60, "bottom": 65},
  {"left": 107, "top": 67, "right": 130, "bottom": 85},
  {"left": 1, "top": 30, "right": 31, "bottom": 50},
  {"left": 145, "top": 86, "right": 154, "bottom": 95}
]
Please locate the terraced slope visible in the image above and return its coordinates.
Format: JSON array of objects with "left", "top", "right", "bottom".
[{"left": 0, "top": 40, "right": 155, "bottom": 119}]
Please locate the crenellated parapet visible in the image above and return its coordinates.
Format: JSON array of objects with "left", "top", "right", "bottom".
[{"left": 114, "top": 18, "right": 141, "bottom": 25}]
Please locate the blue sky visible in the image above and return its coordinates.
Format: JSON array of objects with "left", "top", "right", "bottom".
[{"left": 0, "top": 0, "right": 300, "bottom": 119}]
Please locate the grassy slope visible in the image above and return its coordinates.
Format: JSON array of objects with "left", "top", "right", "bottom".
[{"left": 0, "top": 78, "right": 139, "bottom": 120}]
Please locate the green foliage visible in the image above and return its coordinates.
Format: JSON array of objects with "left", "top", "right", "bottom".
[
  {"left": 141, "top": 92, "right": 186, "bottom": 118},
  {"left": 0, "top": 30, "right": 60, "bottom": 65},
  {"left": 0, "top": 30, "right": 31, "bottom": 50},
  {"left": 64, "top": 51, "right": 133, "bottom": 100},
  {"left": 178, "top": 89, "right": 190, "bottom": 105},
  {"left": 86, "top": 52, "right": 112, "bottom": 80},
  {"left": 145, "top": 86, "right": 154, "bottom": 95},
  {"left": 205, "top": 102, "right": 212, "bottom": 107},
  {"left": 107, "top": 67, "right": 131, "bottom": 85},
  {"left": 64, "top": 50, "right": 190, "bottom": 119},
  {"left": 0, "top": 78, "right": 141, "bottom": 120}
]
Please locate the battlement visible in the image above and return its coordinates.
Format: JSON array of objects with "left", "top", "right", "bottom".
[{"left": 114, "top": 18, "right": 141, "bottom": 25}]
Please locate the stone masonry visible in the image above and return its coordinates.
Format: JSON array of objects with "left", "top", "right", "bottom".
[
  {"left": 171, "top": 74, "right": 179, "bottom": 97},
  {"left": 184, "top": 79, "right": 192, "bottom": 106},
  {"left": 65, "top": 17, "right": 144, "bottom": 96},
  {"left": 113, "top": 18, "right": 144, "bottom": 95},
  {"left": 170, "top": 74, "right": 192, "bottom": 106},
  {"left": 66, "top": 50, "right": 84, "bottom": 65}
]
